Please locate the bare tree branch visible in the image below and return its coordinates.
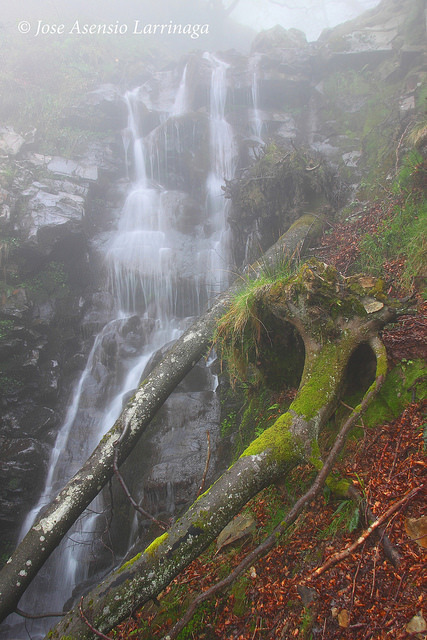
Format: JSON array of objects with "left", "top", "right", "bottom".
[
  {"left": 312, "top": 485, "right": 423, "bottom": 578},
  {"left": 14, "top": 608, "right": 65, "bottom": 620},
  {"left": 113, "top": 446, "right": 168, "bottom": 531},
  {"left": 79, "top": 598, "right": 113, "bottom": 640}
]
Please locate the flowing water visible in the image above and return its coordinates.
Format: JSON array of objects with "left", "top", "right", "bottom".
[
  {"left": 250, "top": 54, "right": 264, "bottom": 142},
  {"left": 3, "top": 54, "right": 238, "bottom": 640}
]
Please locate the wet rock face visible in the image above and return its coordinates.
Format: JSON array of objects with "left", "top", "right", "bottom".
[
  {"left": 106, "top": 356, "right": 221, "bottom": 557},
  {"left": 0, "top": 437, "right": 48, "bottom": 528},
  {"left": 64, "top": 84, "right": 128, "bottom": 131},
  {"left": 0, "top": 112, "right": 126, "bottom": 553},
  {"left": 144, "top": 113, "right": 211, "bottom": 196}
]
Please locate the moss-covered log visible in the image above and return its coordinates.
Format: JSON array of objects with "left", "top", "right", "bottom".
[
  {"left": 0, "top": 215, "right": 324, "bottom": 625},
  {"left": 48, "top": 259, "right": 394, "bottom": 639}
]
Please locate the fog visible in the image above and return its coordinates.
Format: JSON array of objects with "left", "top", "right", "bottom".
[
  {"left": 1, "top": 0, "right": 382, "bottom": 50},
  {"left": 230, "top": 0, "right": 381, "bottom": 40}
]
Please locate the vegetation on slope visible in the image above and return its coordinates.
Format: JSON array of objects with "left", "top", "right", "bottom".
[{"left": 112, "top": 138, "right": 426, "bottom": 640}]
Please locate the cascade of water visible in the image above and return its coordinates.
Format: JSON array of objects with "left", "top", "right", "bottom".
[
  {"left": 4, "top": 55, "right": 237, "bottom": 640},
  {"left": 250, "top": 55, "right": 264, "bottom": 142},
  {"left": 171, "top": 64, "right": 189, "bottom": 116},
  {"left": 202, "top": 53, "right": 237, "bottom": 298},
  {"left": 18, "top": 327, "right": 112, "bottom": 540}
]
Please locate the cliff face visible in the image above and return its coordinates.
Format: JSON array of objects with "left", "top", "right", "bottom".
[{"left": 0, "top": 0, "right": 425, "bottom": 569}]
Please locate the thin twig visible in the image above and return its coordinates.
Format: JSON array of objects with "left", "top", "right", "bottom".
[
  {"left": 312, "top": 485, "right": 422, "bottom": 578},
  {"left": 351, "top": 547, "right": 364, "bottom": 607},
  {"left": 161, "top": 376, "right": 385, "bottom": 640},
  {"left": 348, "top": 485, "right": 401, "bottom": 567},
  {"left": 15, "top": 608, "right": 65, "bottom": 619},
  {"left": 79, "top": 597, "right": 112, "bottom": 640},
  {"left": 370, "top": 544, "right": 379, "bottom": 598},
  {"left": 196, "top": 431, "right": 211, "bottom": 499},
  {"left": 113, "top": 447, "right": 168, "bottom": 530},
  {"left": 340, "top": 400, "right": 356, "bottom": 412},
  {"left": 321, "top": 618, "right": 327, "bottom": 639},
  {"left": 387, "top": 431, "right": 404, "bottom": 481},
  {"left": 393, "top": 569, "right": 407, "bottom": 603}
]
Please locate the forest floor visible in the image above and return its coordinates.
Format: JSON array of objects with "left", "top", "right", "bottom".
[{"left": 115, "top": 198, "right": 426, "bottom": 640}]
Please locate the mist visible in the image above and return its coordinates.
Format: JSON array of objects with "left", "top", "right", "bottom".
[{"left": 1, "top": 0, "right": 382, "bottom": 52}]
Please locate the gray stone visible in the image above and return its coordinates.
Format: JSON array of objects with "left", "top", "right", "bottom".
[
  {"left": 251, "top": 26, "right": 308, "bottom": 54},
  {"left": 47, "top": 157, "right": 98, "bottom": 182},
  {"left": 21, "top": 188, "right": 85, "bottom": 252},
  {"left": 0, "top": 127, "right": 25, "bottom": 156}
]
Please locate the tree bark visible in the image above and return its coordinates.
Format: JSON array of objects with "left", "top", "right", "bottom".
[
  {"left": 48, "top": 259, "right": 393, "bottom": 639},
  {"left": 0, "top": 214, "right": 323, "bottom": 624}
]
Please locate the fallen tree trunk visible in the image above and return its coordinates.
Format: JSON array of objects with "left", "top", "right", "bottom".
[
  {"left": 48, "top": 259, "right": 394, "bottom": 639},
  {"left": 161, "top": 376, "right": 385, "bottom": 640},
  {"left": 0, "top": 214, "right": 323, "bottom": 624}
]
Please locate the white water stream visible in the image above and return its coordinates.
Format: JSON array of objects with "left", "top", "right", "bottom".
[{"left": 5, "top": 54, "right": 238, "bottom": 640}]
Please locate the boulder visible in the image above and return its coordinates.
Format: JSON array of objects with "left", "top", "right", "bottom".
[
  {"left": 19, "top": 186, "right": 85, "bottom": 254},
  {"left": 0, "top": 127, "right": 25, "bottom": 157},
  {"left": 251, "top": 26, "right": 308, "bottom": 55}
]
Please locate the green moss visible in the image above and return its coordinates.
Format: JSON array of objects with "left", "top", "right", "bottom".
[
  {"left": 118, "top": 552, "right": 142, "bottom": 573},
  {"left": 144, "top": 532, "right": 169, "bottom": 557},
  {"left": 231, "top": 576, "right": 250, "bottom": 616},
  {"left": 364, "top": 359, "right": 426, "bottom": 428},
  {"left": 325, "top": 476, "right": 351, "bottom": 498},
  {"left": 240, "top": 411, "right": 302, "bottom": 464},
  {"left": 292, "top": 343, "right": 345, "bottom": 421},
  {"left": 309, "top": 440, "right": 323, "bottom": 471},
  {"left": 192, "top": 509, "right": 212, "bottom": 530},
  {"left": 287, "top": 213, "right": 325, "bottom": 237},
  {"left": 374, "top": 349, "right": 388, "bottom": 380}
]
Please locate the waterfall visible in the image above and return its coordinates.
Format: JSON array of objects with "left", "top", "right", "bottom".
[
  {"left": 171, "top": 64, "right": 189, "bottom": 116},
  {"left": 250, "top": 54, "right": 263, "bottom": 142},
  {"left": 203, "top": 52, "right": 237, "bottom": 296},
  {"left": 3, "top": 55, "right": 237, "bottom": 640}
]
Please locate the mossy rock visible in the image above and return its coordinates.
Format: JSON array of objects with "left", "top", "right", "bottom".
[{"left": 363, "top": 359, "right": 426, "bottom": 428}]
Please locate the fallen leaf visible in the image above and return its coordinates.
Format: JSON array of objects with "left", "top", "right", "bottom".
[
  {"left": 405, "top": 516, "right": 427, "bottom": 548},
  {"left": 363, "top": 298, "right": 384, "bottom": 314},
  {"left": 406, "top": 613, "right": 426, "bottom": 634},
  {"left": 338, "top": 609, "right": 350, "bottom": 628},
  {"left": 216, "top": 513, "right": 256, "bottom": 552}
]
